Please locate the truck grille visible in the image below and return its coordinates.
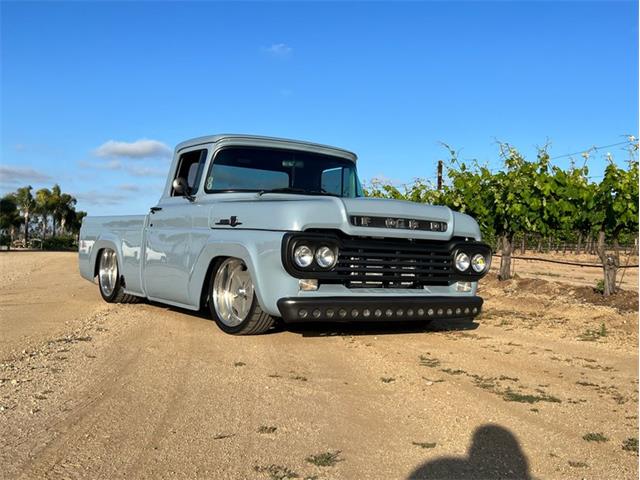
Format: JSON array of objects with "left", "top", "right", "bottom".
[
  {"left": 334, "top": 237, "right": 453, "bottom": 288},
  {"left": 282, "top": 232, "right": 489, "bottom": 289}
]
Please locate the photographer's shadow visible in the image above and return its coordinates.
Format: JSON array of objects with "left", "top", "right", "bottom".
[{"left": 408, "top": 424, "right": 531, "bottom": 480}]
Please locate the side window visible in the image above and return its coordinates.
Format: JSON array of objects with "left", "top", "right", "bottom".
[
  {"left": 342, "top": 167, "right": 359, "bottom": 197},
  {"left": 321, "top": 167, "right": 344, "bottom": 196},
  {"left": 172, "top": 149, "right": 207, "bottom": 196}
]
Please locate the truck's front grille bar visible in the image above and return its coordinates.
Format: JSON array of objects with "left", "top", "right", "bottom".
[
  {"left": 281, "top": 232, "right": 490, "bottom": 289},
  {"left": 335, "top": 237, "right": 452, "bottom": 288}
]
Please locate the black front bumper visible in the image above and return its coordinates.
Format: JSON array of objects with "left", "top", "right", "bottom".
[{"left": 277, "top": 296, "right": 483, "bottom": 323}]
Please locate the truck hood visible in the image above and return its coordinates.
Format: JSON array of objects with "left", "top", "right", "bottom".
[{"left": 206, "top": 194, "right": 481, "bottom": 241}]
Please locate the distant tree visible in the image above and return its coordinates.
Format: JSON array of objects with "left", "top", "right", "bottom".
[
  {"left": 14, "top": 186, "right": 35, "bottom": 245},
  {"left": 65, "top": 209, "right": 87, "bottom": 237},
  {"left": 0, "top": 195, "right": 22, "bottom": 249},
  {"left": 437, "top": 144, "right": 495, "bottom": 243},
  {"left": 590, "top": 155, "right": 639, "bottom": 295},
  {"left": 543, "top": 162, "right": 593, "bottom": 252},
  {"left": 439, "top": 142, "right": 554, "bottom": 280},
  {"left": 361, "top": 137, "right": 639, "bottom": 289},
  {"left": 55, "top": 191, "right": 77, "bottom": 235},
  {"left": 50, "top": 184, "right": 62, "bottom": 236},
  {"left": 363, "top": 178, "right": 406, "bottom": 199},
  {"left": 35, "top": 187, "right": 54, "bottom": 239}
]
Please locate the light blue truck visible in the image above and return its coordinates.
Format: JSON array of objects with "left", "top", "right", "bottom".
[{"left": 79, "top": 134, "right": 491, "bottom": 335}]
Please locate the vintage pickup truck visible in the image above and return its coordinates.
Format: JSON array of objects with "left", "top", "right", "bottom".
[{"left": 79, "top": 134, "right": 490, "bottom": 334}]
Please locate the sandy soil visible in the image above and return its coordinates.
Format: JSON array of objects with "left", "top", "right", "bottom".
[{"left": 0, "top": 252, "right": 638, "bottom": 480}]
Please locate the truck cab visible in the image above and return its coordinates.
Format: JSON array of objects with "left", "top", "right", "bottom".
[{"left": 79, "top": 134, "right": 490, "bottom": 334}]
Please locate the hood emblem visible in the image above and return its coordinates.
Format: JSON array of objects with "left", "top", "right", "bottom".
[{"left": 351, "top": 215, "right": 447, "bottom": 232}]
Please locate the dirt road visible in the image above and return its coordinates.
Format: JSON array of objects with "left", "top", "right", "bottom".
[{"left": 1, "top": 252, "right": 638, "bottom": 479}]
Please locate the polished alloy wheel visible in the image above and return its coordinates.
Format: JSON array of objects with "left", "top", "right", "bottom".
[
  {"left": 99, "top": 249, "right": 118, "bottom": 297},
  {"left": 212, "top": 258, "right": 255, "bottom": 327}
]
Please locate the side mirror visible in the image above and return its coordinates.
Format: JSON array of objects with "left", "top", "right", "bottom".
[{"left": 172, "top": 177, "right": 189, "bottom": 196}]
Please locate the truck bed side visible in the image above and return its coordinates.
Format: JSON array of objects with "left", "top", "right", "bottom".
[{"left": 79, "top": 215, "right": 147, "bottom": 296}]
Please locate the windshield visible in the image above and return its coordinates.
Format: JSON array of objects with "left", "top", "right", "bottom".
[{"left": 204, "top": 147, "right": 363, "bottom": 198}]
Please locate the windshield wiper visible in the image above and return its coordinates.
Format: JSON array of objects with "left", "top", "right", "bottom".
[
  {"left": 257, "top": 187, "right": 306, "bottom": 196},
  {"left": 257, "top": 188, "right": 338, "bottom": 197}
]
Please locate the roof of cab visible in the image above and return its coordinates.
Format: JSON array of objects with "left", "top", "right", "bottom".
[{"left": 175, "top": 134, "right": 357, "bottom": 162}]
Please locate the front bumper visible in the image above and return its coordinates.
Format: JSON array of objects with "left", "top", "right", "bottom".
[{"left": 277, "top": 296, "right": 483, "bottom": 323}]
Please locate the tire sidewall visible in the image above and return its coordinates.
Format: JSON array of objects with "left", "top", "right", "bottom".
[
  {"left": 208, "top": 259, "right": 259, "bottom": 334},
  {"left": 98, "top": 249, "right": 122, "bottom": 303}
]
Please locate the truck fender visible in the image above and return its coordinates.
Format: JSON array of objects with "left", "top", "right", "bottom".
[
  {"left": 90, "top": 235, "right": 123, "bottom": 280},
  {"left": 188, "top": 239, "right": 282, "bottom": 315}
]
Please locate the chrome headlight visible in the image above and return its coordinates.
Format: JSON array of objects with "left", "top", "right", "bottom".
[
  {"left": 293, "top": 245, "right": 314, "bottom": 268},
  {"left": 471, "top": 253, "right": 489, "bottom": 273},
  {"left": 454, "top": 251, "right": 470, "bottom": 272},
  {"left": 315, "top": 245, "right": 338, "bottom": 268}
]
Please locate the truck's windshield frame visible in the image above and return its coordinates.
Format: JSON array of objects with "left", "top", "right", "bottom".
[{"left": 203, "top": 146, "right": 363, "bottom": 198}]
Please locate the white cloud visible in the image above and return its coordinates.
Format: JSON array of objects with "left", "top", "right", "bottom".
[
  {"left": 0, "top": 165, "right": 52, "bottom": 187},
  {"left": 93, "top": 139, "right": 172, "bottom": 159},
  {"left": 117, "top": 183, "right": 141, "bottom": 192},
  {"left": 78, "top": 159, "right": 166, "bottom": 178},
  {"left": 74, "top": 190, "right": 129, "bottom": 206},
  {"left": 262, "top": 43, "right": 293, "bottom": 57},
  {"left": 78, "top": 159, "right": 123, "bottom": 170},
  {"left": 127, "top": 165, "right": 167, "bottom": 177}
]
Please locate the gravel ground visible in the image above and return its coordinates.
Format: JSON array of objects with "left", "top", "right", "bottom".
[{"left": 0, "top": 252, "right": 638, "bottom": 480}]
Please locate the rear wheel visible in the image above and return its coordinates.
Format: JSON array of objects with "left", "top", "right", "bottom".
[
  {"left": 97, "top": 248, "right": 140, "bottom": 303},
  {"left": 209, "top": 258, "right": 274, "bottom": 335}
]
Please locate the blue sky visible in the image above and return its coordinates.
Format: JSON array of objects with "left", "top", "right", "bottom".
[{"left": 1, "top": 1, "right": 637, "bottom": 215}]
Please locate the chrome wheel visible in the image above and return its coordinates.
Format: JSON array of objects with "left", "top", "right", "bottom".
[
  {"left": 212, "top": 258, "right": 255, "bottom": 327},
  {"left": 99, "top": 249, "right": 118, "bottom": 297}
]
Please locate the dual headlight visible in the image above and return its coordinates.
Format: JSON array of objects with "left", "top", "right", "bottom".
[
  {"left": 294, "top": 244, "right": 338, "bottom": 269},
  {"left": 454, "top": 251, "right": 490, "bottom": 273}
]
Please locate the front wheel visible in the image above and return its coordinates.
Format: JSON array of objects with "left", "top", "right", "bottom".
[{"left": 209, "top": 258, "right": 274, "bottom": 335}]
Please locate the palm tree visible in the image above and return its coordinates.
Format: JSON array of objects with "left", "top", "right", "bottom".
[
  {"left": 49, "top": 184, "right": 61, "bottom": 236},
  {"left": 55, "top": 191, "right": 77, "bottom": 236},
  {"left": 13, "top": 186, "right": 35, "bottom": 246},
  {"left": 65, "top": 209, "right": 87, "bottom": 240},
  {"left": 0, "top": 195, "right": 22, "bottom": 249},
  {"left": 35, "top": 187, "right": 53, "bottom": 239}
]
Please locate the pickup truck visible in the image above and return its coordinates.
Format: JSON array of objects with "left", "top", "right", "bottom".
[{"left": 79, "top": 134, "right": 491, "bottom": 335}]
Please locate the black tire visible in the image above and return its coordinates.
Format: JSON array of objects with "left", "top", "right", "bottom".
[
  {"left": 97, "top": 248, "right": 141, "bottom": 304},
  {"left": 208, "top": 258, "right": 274, "bottom": 335}
]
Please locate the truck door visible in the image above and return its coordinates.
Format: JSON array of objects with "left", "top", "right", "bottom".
[{"left": 143, "top": 147, "right": 208, "bottom": 305}]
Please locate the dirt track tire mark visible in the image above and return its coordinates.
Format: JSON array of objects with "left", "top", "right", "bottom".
[
  {"left": 123, "top": 321, "right": 196, "bottom": 479},
  {"left": 13, "top": 311, "right": 147, "bottom": 479}
]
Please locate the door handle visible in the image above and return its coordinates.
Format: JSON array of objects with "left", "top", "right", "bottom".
[{"left": 150, "top": 207, "right": 162, "bottom": 214}]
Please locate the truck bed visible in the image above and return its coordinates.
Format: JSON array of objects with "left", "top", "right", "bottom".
[{"left": 79, "top": 215, "right": 147, "bottom": 296}]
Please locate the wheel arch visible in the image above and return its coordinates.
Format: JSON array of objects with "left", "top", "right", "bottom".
[
  {"left": 189, "top": 242, "right": 265, "bottom": 312},
  {"left": 198, "top": 255, "right": 225, "bottom": 310},
  {"left": 187, "top": 231, "right": 293, "bottom": 317},
  {"left": 91, "top": 237, "right": 123, "bottom": 281}
]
